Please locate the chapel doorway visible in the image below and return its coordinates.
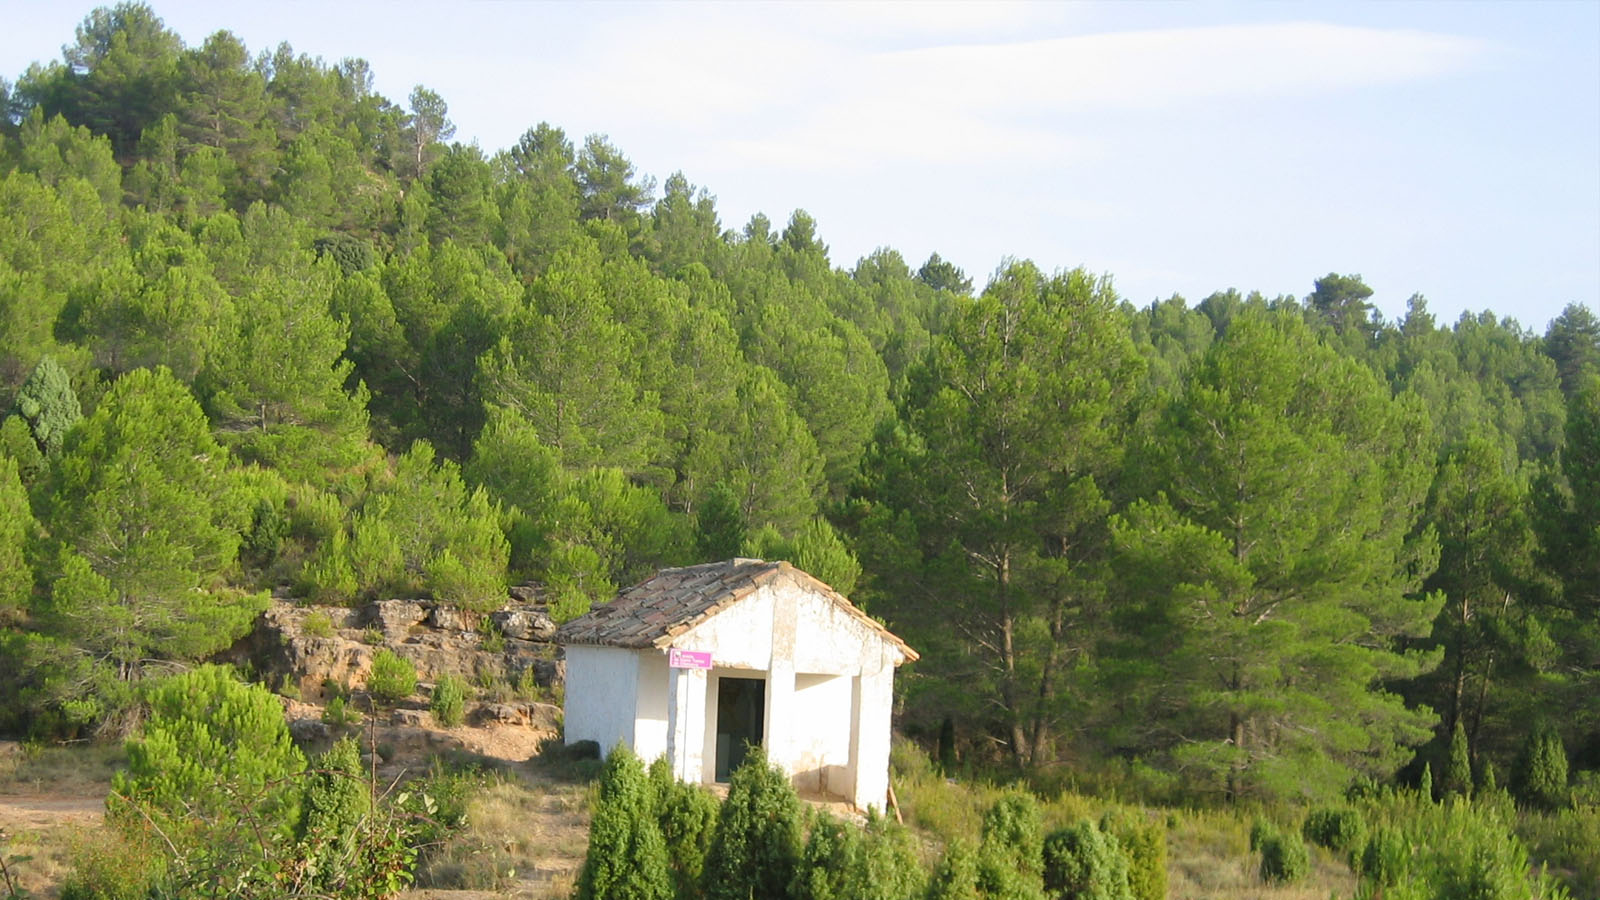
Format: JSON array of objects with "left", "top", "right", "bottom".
[{"left": 714, "top": 676, "right": 765, "bottom": 781}]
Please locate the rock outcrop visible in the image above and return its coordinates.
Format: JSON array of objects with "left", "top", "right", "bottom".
[{"left": 249, "top": 595, "right": 563, "bottom": 702}]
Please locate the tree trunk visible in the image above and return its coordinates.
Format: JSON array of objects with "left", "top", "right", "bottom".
[
  {"left": 1028, "top": 590, "right": 1067, "bottom": 767},
  {"left": 997, "top": 553, "right": 1030, "bottom": 769}
]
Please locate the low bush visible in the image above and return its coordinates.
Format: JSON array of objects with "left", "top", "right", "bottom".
[
  {"left": 1302, "top": 805, "right": 1367, "bottom": 864},
  {"left": 431, "top": 674, "right": 467, "bottom": 728},
  {"left": 1256, "top": 824, "right": 1308, "bottom": 885},
  {"left": 322, "top": 695, "right": 361, "bottom": 726},
  {"left": 58, "top": 828, "right": 165, "bottom": 900},
  {"left": 1358, "top": 825, "right": 1408, "bottom": 886},
  {"left": 303, "top": 610, "right": 334, "bottom": 638},
  {"left": 648, "top": 757, "right": 719, "bottom": 898},
  {"left": 1042, "top": 820, "right": 1133, "bottom": 900},
  {"left": 1100, "top": 809, "right": 1165, "bottom": 900},
  {"left": 1517, "top": 805, "right": 1600, "bottom": 899},
  {"left": 926, "top": 838, "right": 981, "bottom": 900},
  {"left": 367, "top": 649, "right": 417, "bottom": 704}
]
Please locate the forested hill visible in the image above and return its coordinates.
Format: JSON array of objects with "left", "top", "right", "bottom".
[{"left": 1, "top": 3, "right": 1596, "bottom": 805}]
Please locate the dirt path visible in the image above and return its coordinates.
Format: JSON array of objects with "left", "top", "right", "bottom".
[{"left": 0, "top": 793, "right": 103, "bottom": 831}]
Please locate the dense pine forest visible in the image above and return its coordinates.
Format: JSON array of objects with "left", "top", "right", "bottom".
[{"left": 0, "top": 4, "right": 1597, "bottom": 897}]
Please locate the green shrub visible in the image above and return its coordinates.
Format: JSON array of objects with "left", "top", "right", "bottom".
[
  {"left": 575, "top": 744, "right": 672, "bottom": 900},
  {"left": 59, "top": 827, "right": 166, "bottom": 900},
  {"left": 299, "top": 529, "right": 359, "bottom": 603},
  {"left": 294, "top": 737, "right": 372, "bottom": 893},
  {"left": 513, "top": 664, "right": 541, "bottom": 701},
  {"left": 1513, "top": 724, "right": 1570, "bottom": 811},
  {"left": 1302, "top": 805, "right": 1367, "bottom": 863},
  {"left": 854, "top": 811, "right": 926, "bottom": 900},
  {"left": 1256, "top": 825, "right": 1308, "bottom": 885},
  {"left": 702, "top": 746, "right": 803, "bottom": 900},
  {"left": 791, "top": 812, "right": 862, "bottom": 900},
  {"left": 322, "top": 695, "right": 361, "bottom": 726},
  {"left": 977, "top": 792, "right": 1046, "bottom": 900},
  {"left": 981, "top": 791, "right": 1044, "bottom": 880},
  {"left": 793, "top": 809, "right": 924, "bottom": 900},
  {"left": 1359, "top": 825, "right": 1409, "bottom": 885},
  {"left": 1042, "top": 820, "right": 1133, "bottom": 900},
  {"left": 926, "top": 838, "right": 982, "bottom": 900},
  {"left": 431, "top": 674, "right": 467, "bottom": 728},
  {"left": 1248, "top": 818, "right": 1273, "bottom": 852},
  {"left": 367, "top": 649, "right": 417, "bottom": 704},
  {"left": 648, "top": 756, "right": 719, "bottom": 898},
  {"left": 303, "top": 610, "right": 335, "bottom": 638},
  {"left": 1515, "top": 806, "right": 1600, "bottom": 899},
  {"left": 1100, "top": 810, "right": 1165, "bottom": 900},
  {"left": 107, "top": 667, "right": 307, "bottom": 894},
  {"left": 244, "top": 496, "right": 289, "bottom": 565},
  {"left": 112, "top": 666, "right": 307, "bottom": 836},
  {"left": 1479, "top": 758, "right": 1499, "bottom": 794}
]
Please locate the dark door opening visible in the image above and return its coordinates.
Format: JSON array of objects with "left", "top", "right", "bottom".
[{"left": 714, "top": 676, "right": 765, "bottom": 781}]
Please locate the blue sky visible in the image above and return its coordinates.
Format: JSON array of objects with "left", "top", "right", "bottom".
[{"left": 4, "top": 1, "right": 1596, "bottom": 332}]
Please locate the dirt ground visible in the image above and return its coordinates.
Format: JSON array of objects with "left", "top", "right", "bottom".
[
  {"left": 0, "top": 706, "right": 586, "bottom": 900},
  {"left": 0, "top": 793, "right": 103, "bottom": 830}
]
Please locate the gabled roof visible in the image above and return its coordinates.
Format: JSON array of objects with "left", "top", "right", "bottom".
[{"left": 556, "top": 558, "right": 917, "bottom": 661}]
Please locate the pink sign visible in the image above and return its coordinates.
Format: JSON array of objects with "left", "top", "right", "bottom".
[{"left": 668, "top": 648, "right": 712, "bottom": 669}]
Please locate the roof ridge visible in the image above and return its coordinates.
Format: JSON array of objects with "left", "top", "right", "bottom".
[{"left": 556, "top": 558, "right": 915, "bottom": 662}]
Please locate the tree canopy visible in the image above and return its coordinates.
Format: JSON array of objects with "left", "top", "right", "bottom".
[{"left": 0, "top": 4, "right": 1595, "bottom": 811}]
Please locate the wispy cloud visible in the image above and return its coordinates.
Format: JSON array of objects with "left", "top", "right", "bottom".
[{"left": 570, "top": 17, "right": 1489, "bottom": 174}]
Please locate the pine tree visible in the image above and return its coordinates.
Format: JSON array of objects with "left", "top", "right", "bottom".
[
  {"left": 696, "top": 480, "right": 747, "bottom": 562},
  {"left": 0, "top": 455, "right": 36, "bottom": 626},
  {"left": 1110, "top": 308, "right": 1442, "bottom": 801},
  {"left": 9, "top": 355, "right": 81, "bottom": 456},
  {"left": 1511, "top": 724, "right": 1569, "bottom": 811},
  {"left": 1443, "top": 720, "right": 1472, "bottom": 799},
  {"left": 702, "top": 747, "right": 803, "bottom": 900},
  {"left": 647, "top": 756, "right": 718, "bottom": 898},
  {"left": 40, "top": 367, "right": 261, "bottom": 680},
  {"left": 858, "top": 261, "right": 1140, "bottom": 768},
  {"left": 576, "top": 744, "right": 673, "bottom": 900}
]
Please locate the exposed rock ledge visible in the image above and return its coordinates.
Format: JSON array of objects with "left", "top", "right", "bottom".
[{"left": 244, "top": 595, "right": 564, "bottom": 702}]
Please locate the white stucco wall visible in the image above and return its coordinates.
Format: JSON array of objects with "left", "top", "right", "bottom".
[
  {"left": 563, "top": 645, "right": 639, "bottom": 756},
  {"left": 670, "top": 586, "right": 775, "bottom": 667},
  {"left": 791, "top": 672, "right": 855, "bottom": 798},
  {"left": 634, "top": 650, "right": 670, "bottom": 763},
  {"left": 792, "top": 588, "right": 901, "bottom": 675},
  {"left": 852, "top": 665, "right": 895, "bottom": 812}
]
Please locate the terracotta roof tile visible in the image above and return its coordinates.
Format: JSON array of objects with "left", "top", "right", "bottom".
[{"left": 555, "top": 558, "right": 916, "bottom": 661}]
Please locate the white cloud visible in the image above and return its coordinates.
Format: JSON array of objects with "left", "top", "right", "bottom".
[{"left": 559, "top": 17, "right": 1489, "bottom": 175}]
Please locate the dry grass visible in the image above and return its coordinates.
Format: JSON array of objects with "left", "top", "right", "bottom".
[
  {"left": 411, "top": 770, "right": 591, "bottom": 899},
  {"left": 0, "top": 742, "right": 124, "bottom": 796},
  {"left": 0, "top": 742, "right": 124, "bottom": 900},
  {"left": 892, "top": 740, "right": 1362, "bottom": 900},
  {"left": 1, "top": 824, "right": 80, "bottom": 899},
  {"left": 1164, "top": 808, "right": 1358, "bottom": 900}
]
